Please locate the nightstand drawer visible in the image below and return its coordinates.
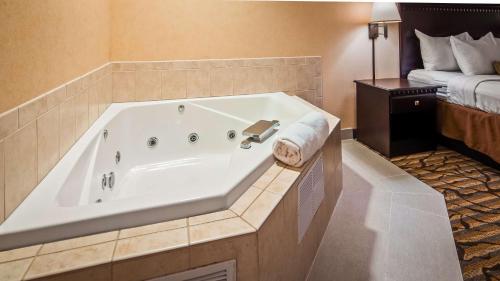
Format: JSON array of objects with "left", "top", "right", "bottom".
[{"left": 391, "top": 94, "right": 435, "bottom": 114}]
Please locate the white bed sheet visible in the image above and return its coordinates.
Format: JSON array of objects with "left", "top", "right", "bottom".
[
  {"left": 408, "top": 69, "right": 500, "bottom": 114},
  {"left": 408, "top": 69, "right": 464, "bottom": 87},
  {"left": 475, "top": 81, "right": 500, "bottom": 114}
]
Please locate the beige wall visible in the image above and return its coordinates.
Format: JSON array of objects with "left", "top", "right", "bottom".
[
  {"left": 0, "top": 0, "right": 399, "bottom": 128},
  {"left": 110, "top": 0, "right": 400, "bottom": 128},
  {"left": 0, "top": 0, "right": 110, "bottom": 114}
]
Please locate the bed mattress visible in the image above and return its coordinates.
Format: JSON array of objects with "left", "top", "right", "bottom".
[{"left": 408, "top": 69, "right": 500, "bottom": 114}]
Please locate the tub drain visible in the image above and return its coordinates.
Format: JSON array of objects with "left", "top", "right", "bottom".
[{"left": 188, "top": 133, "right": 199, "bottom": 144}]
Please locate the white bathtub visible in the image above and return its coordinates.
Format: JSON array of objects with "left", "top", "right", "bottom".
[{"left": 0, "top": 93, "right": 324, "bottom": 250}]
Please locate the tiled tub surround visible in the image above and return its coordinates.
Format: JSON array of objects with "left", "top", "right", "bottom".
[
  {"left": 0, "top": 93, "right": 321, "bottom": 250},
  {"left": 112, "top": 57, "right": 322, "bottom": 107},
  {"left": 0, "top": 56, "right": 322, "bottom": 225},
  {"left": 0, "top": 64, "right": 113, "bottom": 224},
  {"left": 0, "top": 120, "right": 341, "bottom": 281}
]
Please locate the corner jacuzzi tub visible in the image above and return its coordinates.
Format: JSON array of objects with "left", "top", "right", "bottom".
[{"left": 0, "top": 92, "right": 317, "bottom": 250}]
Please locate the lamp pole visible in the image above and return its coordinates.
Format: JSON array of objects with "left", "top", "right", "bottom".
[{"left": 372, "top": 35, "right": 376, "bottom": 82}]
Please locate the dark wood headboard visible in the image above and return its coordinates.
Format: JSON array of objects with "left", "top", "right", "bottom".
[{"left": 398, "top": 3, "right": 500, "bottom": 78}]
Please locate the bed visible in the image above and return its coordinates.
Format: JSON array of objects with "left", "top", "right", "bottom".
[
  {"left": 408, "top": 69, "right": 500, "bottom": 114},
  {"left": 399, "top": 3, "right": 500, "bottom": 167}
]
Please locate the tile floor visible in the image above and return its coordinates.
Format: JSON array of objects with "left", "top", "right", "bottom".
[{"left": 307, "top": 140, "right": 463, "bottom": 281}]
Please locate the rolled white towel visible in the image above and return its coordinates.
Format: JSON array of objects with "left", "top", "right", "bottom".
[
  {"left": 297, "top": 111, "right": 329, "bottom": 142},
  {"left": 273, "top": 112, "right": 329, "bottom": 167}
]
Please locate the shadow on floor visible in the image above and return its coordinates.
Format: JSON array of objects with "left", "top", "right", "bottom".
[{"left": 307, "top": 164, "right": 388, "bottom": 281}]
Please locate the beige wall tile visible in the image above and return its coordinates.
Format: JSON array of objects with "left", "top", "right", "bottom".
[
  {"left": 186, "top": 69, "right": 210, "bottom": 98},
  {"left": 114, "top": 228, "right": 188, "bottom": 261},
  {"left": 113, "top": 63, "right": 136, "bottom": 72},
  {"left": 19, "top": 96, "right": 48, "bottom": 127},
  {"left": 112, "top": 248, "right": 189, "bottom": 281},
  {"left": 306, "top": 56, "right": 321, "bottom": 64},
  {"left": 112, "top": 72, "right": 135, "bottom": 102},
  {"left": 103, "top": 65, "right": 113, "bottom": 77},
  {"left": 242, "top": 58, "right": 281, "bottom": 67},
  {"left": 189, "top": 217, "right": 255, "bottom": 245},
  {"left": 37, "top": 107, "right": 60, "bottom": 182},
  {"left": 188, "top": 210, "right": 236, "bottom": 226},
  {"left": 46, "top": 87, "right": 67, "bottom": 110},
  {"left": 135, "top": 71, "right": 161, "bottom": 101},
  {"left": 65, "top": 80, "right": 81, "bottom": 98},
  {"left": 251, "top": 67, "right": 274, "bottom": 94},
  {"left": 66, "top": 76, "right": 89, "bottom": 99},
  {"left": 39, "top": 231, "right": 118, "bottom": 255},
  {"left": 190, "top": 234, "right": 259, "bottom": 281},
  {"left": 171, "top": 60, "right": 200, "bottom": 70},
  {"left": 74, "top": 90, "right": 89, "bottom": 138},
  {"left": 293, "top": 90, "right": 312, "bottom": 105},
  {"left": 306, "top": 56, "right": 322, "bottom": 76},
  {"left": 0, "top": 140, "right": 3, "bottom": 222},
  {"left": 273, "top": 64, "right": 297, "bottom": 92},
  {"left": 119, "top": 218, "right": 187, "bottom": 239},
  {"left": 29, "top": 264, "right": 111, "bottom": 281},
  {"left": 233, "top": 67, "right": 253, "bottom": 95},
  {"left": 257, "top": 202, "right": 290, "bottom": 281},
  {"left": 282, "top": 185, "right": 299, "bottom": 249},
  {"left": 0, "top": 109, "right": 19, "bottom": 140},
  {"left": 314, "top": 76, "right": 323, "bottom": 96},
  {"left": 315, "top": 96, "right": 323, "bottom": 109},
  {"left": 323, "top": 126, "right": 342, "bottom": 213},
  {"left": 135, "top": 62, "right": 171, "bottom": 71},
  {"left": 96, "top": 78, "right": 106, "bottom": 116},
  {"left": 59, "top": 97, "right": 76, "bottom": 157},
  {"left": 0, "top": 258, "right": 33, "bottom": 281},
  {"left": 161, "top": 70, "right": 187, "bottom": 99},
  {"left": 285, "top": 57, "right": 306, "bottom": 65},
  {"left": 253, "top": 163, "right": 284, "bottom": 189},
  {"left": 25, "top": 242, "right": 115, "bottom": 280},
  {"left": 98, "top": 75, "right": 113, "bottom": 115},
  {"left": 89, "top": 68, "right": 103, "bottom": 85},
  {"left": 282, "top": 186, "right": 305, "bottom": 281},
  {"left": 88, "top": 83, "right": 99, "bottom": 124},
  {"left": 208, "top": 59, "right": 230, "bottom": 68},
  {"left": 0, "top": 245, "right": 40, "bottom": 264},
  {"left": 297, "top": 64, "right": 316, "bottom": 90},
  {"left": 210, "top": 68, "right": 233, "bottom": 97},
  {"left": 230, "top": 187, "right": 263, "bottom": 216},
  {"left": 112, "top": 63, "right": 136, "bottom": 72},
  {"left": 104, "top": 75, "right": 113, "bottom": 110},
  {"left": 4, "top": 122, "right": 37, "bottom": 217},
  {"left": 266, "top": 168, "right": 301, "bottom": 195},
  {"left": 241, "top": 190, "right": 282, "bottom": 229},
  {"left": 224, "top": 59, "right": 244, "bottom": 68}
]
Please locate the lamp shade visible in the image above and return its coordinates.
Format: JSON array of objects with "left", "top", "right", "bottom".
[{"left": 370, "top": 2, "right": 401, "bottom": 23}]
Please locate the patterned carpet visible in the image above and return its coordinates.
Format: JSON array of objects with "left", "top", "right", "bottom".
[{"left": 391, "top": 148, "right": 500, "bottom": 281}]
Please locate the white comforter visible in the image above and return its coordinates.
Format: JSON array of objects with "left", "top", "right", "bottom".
[{"left": 448, "top": 75, "right": 500, "bottom": 114}]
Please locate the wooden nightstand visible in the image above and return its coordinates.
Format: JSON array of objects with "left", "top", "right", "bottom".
[{"left": 354, "top": 78, "right": 440, "bottom": 158}]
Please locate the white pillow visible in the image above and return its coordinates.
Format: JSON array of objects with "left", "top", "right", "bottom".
[
  {"left": 450, "top": 33, "right": 500, "bottom": 75},
  {"left": 415, "top": 29, "right": 472, "bottom": 71}
]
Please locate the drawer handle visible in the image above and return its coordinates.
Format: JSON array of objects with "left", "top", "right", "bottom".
[{"left": 414, "top": 100, "right": 420, "bottom": 106}]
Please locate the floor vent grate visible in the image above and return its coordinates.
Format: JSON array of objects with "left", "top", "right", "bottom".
[
  {"left": 298, "top": 154, "right": 325, "bottom": 242},
  {"left": 147, "top": 260, "right": 236, "bottom": 281}
]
